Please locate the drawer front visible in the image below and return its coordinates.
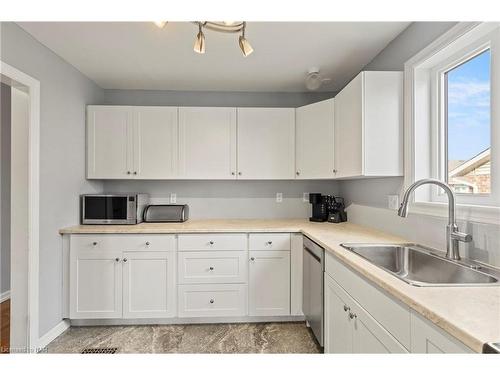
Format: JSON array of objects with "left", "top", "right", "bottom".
[
  {"left": 178, "top": 284, "right": 247, "bottom": 317},
  {"left": 178, "top": 234, "right": 247, "bottom": 251},
  {"left": 71, "top": 234, "right": 176, "bottom": 252},
  {"left": 249, "top": 233, "right": 291, "bottom": 251},
  {"left": 325, "top": 252, "right": 411, "bottom": 349},
  {"left": 178, "top": 251, "right": 247, "bottom": 284}
]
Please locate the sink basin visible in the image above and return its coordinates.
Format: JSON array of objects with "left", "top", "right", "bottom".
[{"left": 340, "top": 243, "right": 500, "bottom": 287}]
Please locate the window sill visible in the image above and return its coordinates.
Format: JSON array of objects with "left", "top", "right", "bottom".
[{"left": 410, "top": 201, "right": 500, "bottom": 225}]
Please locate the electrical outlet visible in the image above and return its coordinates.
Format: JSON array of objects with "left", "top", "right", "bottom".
[
  {"left": 276, "top": 193, "right": 283, "bottom": 203},
  {"left": 170, "top": 193, "right": 177, "bottom": 204},
  {"left": 303, "top": 192, "right": 309, "bottom": 203},
  {"left": 388, "top": 195, "right": 399, "bottom": 210}
]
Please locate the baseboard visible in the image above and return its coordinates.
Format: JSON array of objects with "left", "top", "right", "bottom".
[
  {"left": 0, "top": 290, "right": 10, "bottom": 303},
  {"left": 37, "top": 319, "right": 70, "bottom": 350},
  {"left": 71, "top": 315, "right": 306, "bottom": 326}
]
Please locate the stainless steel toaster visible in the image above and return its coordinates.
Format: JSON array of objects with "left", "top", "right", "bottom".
[{"left": 143, "top": 204, "right": 189, "bottom": 223}]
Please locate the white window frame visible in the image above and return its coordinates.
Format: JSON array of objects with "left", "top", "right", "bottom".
[{"left": 404, "top": 22, "right": 500, "bottom": 224}]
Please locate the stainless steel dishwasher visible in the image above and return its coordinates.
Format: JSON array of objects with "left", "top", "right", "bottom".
[{"left": 302, "top": 236, "right": 325, "bottom": 347}]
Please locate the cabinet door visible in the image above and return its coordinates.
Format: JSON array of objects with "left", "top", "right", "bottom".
[
  {"left": 295, "top": 99, "right": 335, "bottom": 179},
  {"left": 410, "top": 312, "right": 472, "bottom": 353},
  {"left": 237, "top": 108, "right": 295, "bottom": 179},
  {"left": 334, "top": 74, "right": 363, "bottom": 178},
  {"left": 70, "top": 249, "right": 122, "bottom": 319},
  {"left": 178, "top": 107, "right": 237, "bottom": 179},
  {"left": 249, "top": 250, "right": 290, "bottom": 316},
  {"left": 87, "top": 106, "right": 132, "bottom": 179},
  {"left": 324, "top": 274, "right": 353, "bottom": 353},
  {"left": 122, "top": 251, "right": 176, "bottom": 319},
  {"left": 133, "top": 107, "right": 178, "bottom": 179}
]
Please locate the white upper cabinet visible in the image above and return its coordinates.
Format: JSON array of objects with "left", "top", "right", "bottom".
[
  {"left": 178, "top": 107, "right": 237, "bottom": 179},
  {"left": 334, "top": 71, "right": 403, "bottom": 178},
  {"left": 295, "top": 98, "right": 335, "bottom": 179},
  {"left": 87, "top": 106, "right": 132, "bottom": 179},
  {"left": 237, "top": 108, "right": 295, "bottom": 179},
  {"left": 133, "top": 107, "right": 178, "bottom": 179},
  {"left": 87, "top": 106, "right": 178, "bottom": 179}
]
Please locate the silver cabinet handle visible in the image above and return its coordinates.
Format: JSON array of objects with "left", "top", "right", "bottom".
[
  {"left": 343, "top": 305, "right": 350, "bottom": 312},
  {"left": 209, "top": 266, "right": 214, "bottom": 271},
  {"left": 209, "top": 299, "right": 215, "bottom": 304},
  {"left": 145, "top": 241, "right": 150, "bottom": 246},
  {"left": 115, "top": 258, "right": 120, "bottom": 262},
  {"left": 349, "top": 312, "right": 357, "bottom": 320},
  {"left": 123, "top": 258, "right": 128, "bottom": 263}
]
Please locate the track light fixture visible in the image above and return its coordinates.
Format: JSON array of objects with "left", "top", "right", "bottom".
[{"left": 153, "top": 21, "right": 254, "bottom": 56}]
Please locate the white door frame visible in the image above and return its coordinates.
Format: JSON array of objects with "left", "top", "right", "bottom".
[{"left": 0, "top": 60, "right": 40, "bottom": 350}]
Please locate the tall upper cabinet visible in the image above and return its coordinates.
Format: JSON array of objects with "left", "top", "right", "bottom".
[
  {"left": 87, "top": 106, "right": 178, "bottom": 179},
  {"left": 178, "top": 107, "right": 237, "bottom": 179},
  {"left": 334, "top": 71, "right": 403, "bottom": 178},
  {"left": 295, "top": 98, "right": 335, "bottom": 179},
  {"left": 237, "top": 108, "right": 295, "bottom": 179}
]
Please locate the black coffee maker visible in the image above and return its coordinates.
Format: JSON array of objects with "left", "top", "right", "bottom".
[{"left": 309, "top": 193, "right": 347, "bottom": 223}]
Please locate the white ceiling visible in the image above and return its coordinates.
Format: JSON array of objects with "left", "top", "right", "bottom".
[{"left": 18, "top": 22, "right": 410, "bottom": 92}]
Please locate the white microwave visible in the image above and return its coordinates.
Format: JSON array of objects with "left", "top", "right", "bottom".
[{"left": 81, "top": 194, "right": 149, "bottom": 224}]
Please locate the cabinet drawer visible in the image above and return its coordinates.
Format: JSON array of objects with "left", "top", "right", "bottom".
[
  {"left": 71, "top": 234, "right": 175, "bottom": 252},
  {"left": 178, "top": 234, "right": 247, "bottom": 251},
  {"left": 249, "top": 233, "right": 290, "bottom": 251},
  {"left": 178, "top": 251, "right": 247, "bottom": 284},
  {"left": 178, "top": 284, "right": 247, "bottom": 317},
  {"left": 325, "top": 252, "right": 411, "bottom": 349}
]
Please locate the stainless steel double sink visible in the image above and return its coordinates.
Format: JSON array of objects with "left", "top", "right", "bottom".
[{"left": 340, "top": 243, "right": 500, "bottom": 287}]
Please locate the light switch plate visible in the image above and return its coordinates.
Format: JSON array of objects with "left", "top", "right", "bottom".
[
  {"left": 276, "top": 193, "right": 283, "bottom": 203},
  {"left": 388, "top": 195, "right": 399, "bottom": 210},
  {"left": 170, "top": 193, "right": 177, "bottom": 204},
  {"left": 303, "top": 192, "right": 309, "bottom": 203}
]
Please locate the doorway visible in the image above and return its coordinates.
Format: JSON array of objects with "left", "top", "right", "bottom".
[{"left": 0, "top": 61, "right": 40, "bottom": 352}]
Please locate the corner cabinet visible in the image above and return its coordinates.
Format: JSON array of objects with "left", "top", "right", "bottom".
[
  {"left": 334, "top": 71, "right": 403, "bottom": 178},
  {"left": 87, "top": 106, "right": 178, "bottom": 179},
  {"left": 237, "top": 108, "right": 295, "bottom": 179},
  {"left": 295, "top": 98, "right": 335, "bottom": 179}
]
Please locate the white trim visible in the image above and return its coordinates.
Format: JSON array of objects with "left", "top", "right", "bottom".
[
  {"left": 36, "top": 319, "right": 70, "bottom": 351},
  {"left": 404, "top": 22, "right": 500, "bottom": 220},
  {"left": 0, "top": 61, "right": 40, "bottom": 350},
  {"left": 0, "top": 290, "right": 11, "bottom": 303}
]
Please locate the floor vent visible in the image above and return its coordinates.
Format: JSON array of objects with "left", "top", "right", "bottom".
[{"left": 81, "top": 347, "right": 118, "bottom": 354}]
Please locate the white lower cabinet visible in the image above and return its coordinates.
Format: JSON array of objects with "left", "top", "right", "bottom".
[
  {"left": 122, "top": 251, "right": 176, "bottom": 318},
  {"left": 249, "top": 250, "right": 290, "bottom": 316},
  {"left": 70, "top": 249, "right": 123, "bottom": 319},
  {"left": 178, "top": 284, "right": 248, "bottom": 317},
  {"left": 324, "top": 273, "right": 407, "bottom": 353}
]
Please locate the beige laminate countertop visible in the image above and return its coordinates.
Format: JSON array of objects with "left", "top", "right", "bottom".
[{"left": 60, "top": 219, "right": 500, "bottom": 352}]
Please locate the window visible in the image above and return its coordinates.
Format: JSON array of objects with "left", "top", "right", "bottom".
[
  {"left": 444, "top": 49, "right": 491, "bottom": 195},
  {"left": 405, "top": 22, "right": 500, "bottom": 221}
]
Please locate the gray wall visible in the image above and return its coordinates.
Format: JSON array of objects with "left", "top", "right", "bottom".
[
  {"left": 103, "top": 89, "right": 336, "bottom": 108},
  {"left": 0, "top": 83, "right": 11, "bottom": 295},
  {"left": 104, "top": 180, "right": 340, "bottom": 219},
  {"left": 1, "top": 22, "right": 105, "bottom": 337}
]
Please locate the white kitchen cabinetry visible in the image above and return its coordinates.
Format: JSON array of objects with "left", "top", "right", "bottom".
[
  {"left": 122, "top": 251, "right": 176, "bottom": 318},
  {"left": 334, "top": 71, "right": 403, "bottom": 178},
  {"left": 69, "top": 234, "right": 176, "bottom": 319},
  {"left": 410, "top": 311, "right": 473, "bottom": 353},
  {"left": 249, "top": 250, "right": 290, "bottom": 316},
  {"left": 87, "top": 106, "right": 178, "bottom": 179},
  {"left": 178, "top": 107, "right": 237, "bottom": 179},
  {"left": 324, "top": 273, "right": 407, "bottom": 353},
  {"left": 70, "top": 249, "right": 123, "bottom": 319},
  {"left": 295, "top": 99, "right": 335, "bottom": 179},
  {"left": 237, "top": 108, "right": 295, "bottom": 179}
]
